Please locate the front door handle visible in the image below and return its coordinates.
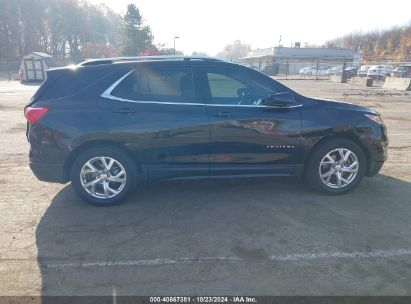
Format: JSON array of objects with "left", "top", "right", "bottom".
[
  {"left": 212, "top": 112, "right": 232, "bottom": 118},
  {"left": 112, "top": 108, "right": 136, "bottom": 114}
]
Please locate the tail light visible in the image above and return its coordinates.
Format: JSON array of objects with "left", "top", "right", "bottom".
[{"left": 24, "top": 107, "right": 49, "bottom": 123}]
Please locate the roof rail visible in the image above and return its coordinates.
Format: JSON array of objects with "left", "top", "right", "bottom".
[{"left": 79, "top": 55, "right": 224, "bottom": 66}]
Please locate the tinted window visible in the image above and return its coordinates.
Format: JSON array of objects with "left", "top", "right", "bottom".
[
  {"left": 203, "top": 68, "right": 276, "bottom": 106},
  {"left": 111, "top": 66, "right": 195, "bottom": 103},
  {"left": 37, "top": 67, "right": 115, "bottom": 101}
]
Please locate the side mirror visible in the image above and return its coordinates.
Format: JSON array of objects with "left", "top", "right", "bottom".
[{"left": 262, "top": 92, "right": 297, "bottom": 107}]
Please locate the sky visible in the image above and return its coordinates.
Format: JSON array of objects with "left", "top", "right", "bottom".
[{"left": 88, "top": 0, "right": 411, "bottom": 56}]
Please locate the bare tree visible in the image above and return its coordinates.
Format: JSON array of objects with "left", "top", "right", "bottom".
[
  {"left": 0, "top": 0, "right": 154, "bottom": 61},
  {"left": 325, "top": 23, "right": 411, "bottom": 61},
  {"left": 216, "top": 40, "right": 251, "bottom": 61}
]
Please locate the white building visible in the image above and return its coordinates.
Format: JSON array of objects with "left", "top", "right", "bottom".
[{"left": 241, "top": 46, "right": 359, "bottom": 75}]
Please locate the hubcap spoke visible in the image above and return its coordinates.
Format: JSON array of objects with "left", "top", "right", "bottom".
[
  {"left": 341, "top": 167, "right": 357, "bottom": 173},
  {"left": 321, "top": 156, "right": 335, "bottom": 165},
  {"left": 107, "top": 184, "right": 119, "bottom": 195},
  {"left": 82, "top": 161, "right": 98, "bottom": 174},
  {"left": 113, "top": 169, "right": 125, "bottom": 178},
  {"left": 340, "top": 176, "right": 350, "bottom": 185},
  {"left": 336, "top": 172, "right": 342, "bottom": 187},
  {"left": 325, "top": 171, "right": 334, "bottom": 184},
  {"left": 108, "top": 176, "right": 126, "bottom": 183},
  {"left": 320, "top": 169, "right": 333, "bottom": 179},
  {"left": 90, "top": 182, "right": 97, "bottom": 195},
  {"left": 338, "top": 149, "right": 345, "bottom": 161},
  {"left": 348, "top": 161, "right": 358, "bottom": 169},
  {"left": 84, "top": 178, "right": 100, "bottom": 188},
  {"left": 100, "top": 157, "right": 108, "bottom": 169},
  {"left": 103, "top": 181, "right": 110, "bottom": 198},
  {"left": 343, "top": 150, "right": 351, "bottom": 161},
  {"left": 107, "top": 158, "right": 115, "bottom": 170}
]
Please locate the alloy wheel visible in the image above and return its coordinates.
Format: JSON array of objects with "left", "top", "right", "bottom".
[
  {"left": 319, "top": 148, "right": 359, "bottom": 189},
  {"left": 80, "top": 156, "right": 127, "bottom": 199}
]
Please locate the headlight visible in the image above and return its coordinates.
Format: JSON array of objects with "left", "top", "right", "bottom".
[{"left": 365, "top": 114, "right": 383, "bottom": 124}]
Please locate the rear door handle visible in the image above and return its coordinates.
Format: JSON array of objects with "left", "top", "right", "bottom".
[
  {"left": 212, "top": 112, "right": 232, "bottom": 118},
  {"left": 112, "top": 108, "right": 136, "bottom": 114}
]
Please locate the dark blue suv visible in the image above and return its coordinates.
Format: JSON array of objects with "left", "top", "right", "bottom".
[{"left": 25, "top": 56, "right": 388, "bottom": 205}]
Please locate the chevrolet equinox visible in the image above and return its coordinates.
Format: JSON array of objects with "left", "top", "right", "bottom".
[{"left": 25, "top": 56, "right": 388, "bottom": 206}]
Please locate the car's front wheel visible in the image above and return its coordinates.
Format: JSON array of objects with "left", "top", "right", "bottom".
[
  {"left": 70, "top": 146, "right": 136, "bottom": 206},
  {"left": 305, "top": 138, "right": 366, "bottom": 194}
]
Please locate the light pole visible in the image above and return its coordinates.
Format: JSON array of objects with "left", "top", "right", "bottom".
[
  {"left": 226, "top": 47, "right": 231, "bottom": 62},
  {"left": 173, "top": 36, "right": 179, "bottom": 55}
]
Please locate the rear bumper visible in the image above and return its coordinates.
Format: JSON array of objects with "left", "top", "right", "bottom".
[{"left": 29, "top": 161, "right": 68, "bottom": 184}]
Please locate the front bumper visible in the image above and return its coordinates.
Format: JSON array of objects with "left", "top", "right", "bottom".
[
  {"left": 29, "top": 161, "right": 68, "bottom": 184},
  {"left": 367, "top": 159, "right": 385, "bottom": 177},
  {"left": 365, "top": 135, "right": 388, "bottom": 177}
]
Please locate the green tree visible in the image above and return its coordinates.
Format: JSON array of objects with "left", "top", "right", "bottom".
[{"left": 121, "top": 4, "right": 153, "bottom": 56}]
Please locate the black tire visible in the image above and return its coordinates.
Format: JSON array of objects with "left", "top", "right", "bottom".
[
  {"left": 305, "top": 138, "right": 367, "bottom": 194},
  {"left": 70, "top": 146, "right": 137, "bottom": 206}
]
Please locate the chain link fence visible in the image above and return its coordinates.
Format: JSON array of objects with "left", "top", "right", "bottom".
[
  {"left": 1, "top": 57, "right": 410, "bottom": 81},
  {"left": 239, "top": 57, "right": 411, "bottom": 80}
]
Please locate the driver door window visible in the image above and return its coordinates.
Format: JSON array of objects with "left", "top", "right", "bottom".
[{"left": 205, "top": 68, "right": 275, "bottom": 106}]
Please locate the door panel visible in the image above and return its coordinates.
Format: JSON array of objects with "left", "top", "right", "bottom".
[
  {"left": 97, "top": 65, "right": 210, "bottom": 180},
  {"left": 207, "top": 105, "right": 302, "bottom": 175},
  {"left": 195, "top": 66, "right": 303, "bottom": 176}
]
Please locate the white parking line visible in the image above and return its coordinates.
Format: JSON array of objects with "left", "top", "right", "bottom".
[
  {"left": 269, "top": 249, "right": 411, "bottom": 261},
  {"left": 42, "top": 249, "right": 411, "bottom": 269},
  {"left": 43, "top": 257, "right": 242, "bottom": 269}
]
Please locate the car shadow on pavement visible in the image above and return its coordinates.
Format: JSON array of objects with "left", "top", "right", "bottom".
[{"left": 36, "top": 174, "right": 411, "bottom": 296}]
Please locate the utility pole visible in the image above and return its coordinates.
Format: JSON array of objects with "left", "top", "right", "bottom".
[{"left": 226, "top": 47, "right": 231, "bottom": 62}]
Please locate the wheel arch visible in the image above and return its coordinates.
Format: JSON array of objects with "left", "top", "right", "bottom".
[
  {"left": 63, "top": 140, "right": 141, "bottom": 181},
  {"left": 303, "top": 132, "right": 371, "bottom": 176}
]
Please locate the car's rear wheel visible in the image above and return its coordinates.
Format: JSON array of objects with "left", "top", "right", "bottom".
[
  {"left": 305, "top": 138, "right": 366, "bottom": 194},
  {"left": 70, "top": 147, "right": 136, "bottom": 206}
]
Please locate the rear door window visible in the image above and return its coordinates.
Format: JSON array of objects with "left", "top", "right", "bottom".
[{"left": 110, "top": 65, "right": 196, "bottom": 103}]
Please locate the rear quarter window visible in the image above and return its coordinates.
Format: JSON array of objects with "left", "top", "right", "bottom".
[
  {"left": 110, "top": 65, "right": 195, "bottom": 103},
  {"left": 39, "top": 67, "right": 116, "bottom": 101}
]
